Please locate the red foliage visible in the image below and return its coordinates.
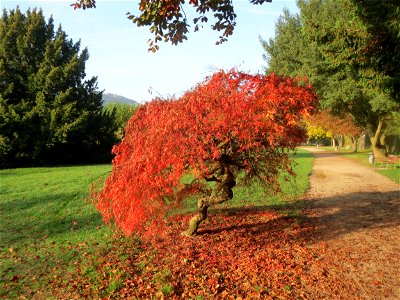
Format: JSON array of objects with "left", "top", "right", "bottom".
[{"left": 93, "top": 70, "right": 316, "bottom": 236}]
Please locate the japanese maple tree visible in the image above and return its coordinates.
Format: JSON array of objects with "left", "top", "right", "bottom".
[{"left": 93, "top": 70, "right": 316, "bottom": 237}]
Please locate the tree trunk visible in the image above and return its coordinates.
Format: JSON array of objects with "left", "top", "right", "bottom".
[
  {"left": 352, "top": 137, "right": 358, "bottom": 152},
  {"left": 339, "top": 135, "right": 345, "bottom": 147},
  {"left": 182, "top": 163, "right": 236, "bottom": 237},
  {"left": 367, "top": 119, "right": 387, "bottom": 160},
  {"left": 181, "top": 199, "right": 209, "bottom": 237}
]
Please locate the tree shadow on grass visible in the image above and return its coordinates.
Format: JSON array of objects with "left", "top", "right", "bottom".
[
  {"left": 289, "top": 151, "right": 315, "bottom": 159},
  {"left": 1, "top": 210, "right": 103, "bottom": 247},
  {"left": 0, "top": 191, "right": 79, "bottom": 212},
  {"left": 0, "top": 191, "right": 103, "bottom": 247},
  {"left": 211, "top": 200, "right": 305, "bottom": 215},
  {"left": 192, "top": 201, "right": 306, "bottom": 239}
]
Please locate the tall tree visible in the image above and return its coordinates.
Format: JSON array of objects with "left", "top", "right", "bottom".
[
  {"left": 261, "top": 9, "right": 304, "bottom": 77},
  {"left": 349, "top": 0, "right": 400, "bottom": 103},
  {"left": 72, "top": 0, "right": 273, "bottom": 51},
  {"left": 260, "top": 10, "right": 332, "bottom": 107},
  {"left": 92, "top": 70, "right": 316, "bottom": 237},
  {"left": 262, "top": 0, "right": 400, "bottom": 159},
  {"left": 0, "top": 8, "right": 116, "bottom": 167}
]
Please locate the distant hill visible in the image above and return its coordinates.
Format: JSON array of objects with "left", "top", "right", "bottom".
[{"left": 102, "top": 93, "right": 139, "bottom": 106}]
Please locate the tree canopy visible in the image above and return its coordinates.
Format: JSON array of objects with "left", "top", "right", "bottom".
[
  {"left": 306, "top": 111, "right": 363, "bottom": 149},
  {"left": 72, "top": 0, "right": 272, "bottom": 51},
  {"left": 0, "top": 7, "right": 117, "bottom": 167},
  {"left": 92, "top": 70, "right": 316, "bottom": 237},
  {"left": 262, "top": 0, "right": 400, "bottom": 158}
]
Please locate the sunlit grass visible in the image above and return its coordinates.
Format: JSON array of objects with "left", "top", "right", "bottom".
[
  {"left": 0, "top": 165, "right": 114, "bottom": 298},
  {"left": 0, "top": 165, "right": 112, "bottom": 247}
]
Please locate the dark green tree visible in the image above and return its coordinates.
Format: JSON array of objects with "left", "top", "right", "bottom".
[
  {"left": 0, "top": 7, "right": 117, "bottom": 167},
  {"left": 262, "top": 0, "right": 400, "bottom": 159},
  {"left": 349, "top": 0, "right": 400, "bottom": 103}
]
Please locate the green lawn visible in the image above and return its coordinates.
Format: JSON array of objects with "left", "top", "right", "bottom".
[
  {"left": 0, "top": 165, "right": 116, "bottom": 298},
  {"left": 218, "top": 149, "right": 314, "bottom": 217},
  {"left": 172, "top": 149, "right": 314, "bottom": 219},
  {"left": 0, "top": 149, "right": 314, "bottom": 298}
]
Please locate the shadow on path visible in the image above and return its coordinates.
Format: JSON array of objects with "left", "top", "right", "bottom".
[
  {"left": 197, "top": 189, "right": 399, "bottom": 243},
  {"left": 303, "top": 190, "right": 400, "bottom": 241}
]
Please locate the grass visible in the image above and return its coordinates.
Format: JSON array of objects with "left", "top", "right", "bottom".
[
  {"left": 177, "top": 149, "right": 314, "bottom": 218},
  {"left": 0, "top": 165, "right": 117, "bottom": 298},
  {"left": 0, "top": 149, "right": 314, "bottom": 298},
  {"left": 220, "top": 149, "right": 314, "bottom": 218},
  {"left": 0, "top": 165, "right": 112, "bottom": 245},
  {"left": 322, "top": 147, "right": 400, "bottom": 184}
]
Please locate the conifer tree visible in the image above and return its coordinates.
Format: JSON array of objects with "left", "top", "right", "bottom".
[{"left": 0, "top": 7, "right": 116, "bottom": 167}]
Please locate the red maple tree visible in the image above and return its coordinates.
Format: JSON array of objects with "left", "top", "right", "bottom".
[{"left": 93, "top": 70, "right": 316, "bottom": 237}]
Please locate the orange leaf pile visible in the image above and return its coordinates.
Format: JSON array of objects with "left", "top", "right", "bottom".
[{"left": 59, "top": 210, "right": 353, "bottom": 299}]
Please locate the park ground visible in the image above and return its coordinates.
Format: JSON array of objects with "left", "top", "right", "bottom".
[
  {"left": 1, "top": 148, "right": 399, "bottom": 299},
  {"left": 300, "top": 147, "right": 400, "bottom": 299}
]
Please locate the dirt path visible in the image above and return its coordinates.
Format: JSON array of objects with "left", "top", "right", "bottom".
[{"left": 302, "top": 147, "right": 400, "bottom": 299}]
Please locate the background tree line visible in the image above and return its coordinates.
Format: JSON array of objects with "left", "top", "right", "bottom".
[
  {"left": 261, "top": 0, "right": 400, "bottom": 158},
  {"left": 2, "top": 1, "right": 399, "bottom": 168},
  {"left": 305, "top": 111, "right": 363, "bottom": 150},
  {"left": 73, "top": 0, "right": 400, "bottom": 156},
  {"left": 0, "top": 8, "right": 136, "bottom": 168}
]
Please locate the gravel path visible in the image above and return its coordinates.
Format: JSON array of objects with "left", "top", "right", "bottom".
[{"left": 302, "top": 147, "right": 400, "bottom": 299}]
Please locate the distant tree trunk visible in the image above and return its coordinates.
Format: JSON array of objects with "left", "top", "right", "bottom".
[
  {"left": 182, "top": 163, "right": 236, "bottom": 237},
  {"left": 338, "top": 135, "right": 345, "bottom": 147},
  {"left": 352, "top": 137, "right": 358, "bottom": 152},
  {"left": 367, "top": 119, "right": 387, "bottom": 160}
]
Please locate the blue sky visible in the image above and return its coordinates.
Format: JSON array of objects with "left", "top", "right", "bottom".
[{"left": 1, "top": 0, "right": 298, "bottom": 103}]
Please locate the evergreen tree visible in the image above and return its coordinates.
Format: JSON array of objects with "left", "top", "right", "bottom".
[{"left": 0, "top": 7, "right": 117, "bottom": 167}]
